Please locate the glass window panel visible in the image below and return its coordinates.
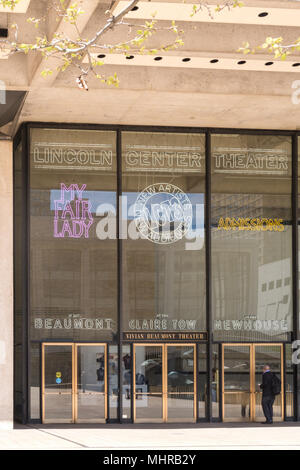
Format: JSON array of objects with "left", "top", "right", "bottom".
[
  {"left": 285, "top": 344, "right": 294, "bottom": 419},
  {"left": 135, "top": 346, "right": 163, "bottom": 422},
  {"left": 122, "top": 132, "right": 206, "bottom": 334},
  {"left": 167, "top": 346, "right": 194, "bottom": 393},
  {"left": 29, "top": 128, "right": 117, "bottom": 342},
  {"left": 108, "top": 345, "right": 118, "bottom": 420},
  {"left": 223, "top": 345, "right": 251, "bottom": 422},
  {"left": 212, "top": 344, "right": 220, "bottom": 419},
  {"left": 198, "top": 345, "right": 207, "bottom": 419},
  {"left": 135, "top": 394, "right": 163, "bottom": 421},
  {"left": 30, "top": 343, "right": 40, "bottom": 419},
  {"left": 44, "top": 345, "right": 72, "bottom": 392},
  {"left": 122, "top": 345, "right": 132, "bottom": 420},
  {"left": 44, "top": 394, "right": 73, "bottom": 422},
  {"left": 76, "top": 345, "right": 106, "bottom": 422},
  {"left": 43, "top": 345, "right": 73, "bottom": 422},
  {"left": 167, "top": 345, "right": 195, "bottom": 422},
  {"left": 135, "top": 346, "right": 163, "bottom": 393},
  {"left": 167, "top": 394, "right": 194, "bottom": 421},
  {"left": 212, "top": 134, "right": 292, "bottom": 342}
]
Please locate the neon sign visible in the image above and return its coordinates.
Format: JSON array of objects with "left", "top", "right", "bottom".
[
  {"left": 213, "top": 148, "right": 289, "bottom": 175},
  {"left": 54, "top": 183, "right": 94, "bottom": 238},
  {"left": 217, "top": 217, "right": 284, "bottom": 232}
]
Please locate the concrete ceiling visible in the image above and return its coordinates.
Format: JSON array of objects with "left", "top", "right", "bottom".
[{"left": 1, "top": 0, "right": 300, "bottom": 131}]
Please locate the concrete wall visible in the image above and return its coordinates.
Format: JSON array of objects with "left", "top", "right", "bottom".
[{"left": 0, "top": 140, "right": 13, "bottom": 429}]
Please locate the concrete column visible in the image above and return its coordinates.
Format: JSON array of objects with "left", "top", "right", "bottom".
[{"left": 0, "top": 139, "right": 13, "bottom": 429}]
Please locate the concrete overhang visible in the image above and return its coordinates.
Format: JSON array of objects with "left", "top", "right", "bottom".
[
  {"left": 0, "top": 90, "right": 26, "bottom": 126},
  {"left": 1, "top": 0, "right": 300, "bottom": 131},
  {"left": 115, "top": 1, "right": 300, "bottom": 26},
  {"left": 0, "top": 0, "right": 31, "bottom": 14},
  {"left": 84, "top": 52, "right": 300, "bottom": 73}
]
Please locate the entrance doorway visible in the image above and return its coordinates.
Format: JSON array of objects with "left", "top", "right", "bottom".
[
  {"left": 222, "top": 344, "right": 284, "bottom": 422},
  {"left": 133, "top": 343, "right": 196, "bottom": 423},
  {"left": 42, "top": 343, "right": 107, "bottom": 423}
]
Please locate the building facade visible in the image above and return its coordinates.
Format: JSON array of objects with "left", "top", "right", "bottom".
[
  {"left": 2, "top": 0, "right": 300, "bottom": 428},
  {"left": 12, "top": 123, "right": 300, "bottom": 424}
]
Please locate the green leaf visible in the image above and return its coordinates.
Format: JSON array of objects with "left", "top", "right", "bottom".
[{"left": 41, "top": 69, "right": 53, "bottom": 77}]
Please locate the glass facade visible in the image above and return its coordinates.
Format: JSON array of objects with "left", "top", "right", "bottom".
[
  {"left": 29, "top": 128, "right": 118, "bottom": 343},
  {"left": 13, "top": 124, "right": 300, "bottom": 424},
  {"left": 122, "top": 132, "right": 206, "bottom": 334},
  {"left": 212, "top": 134, "right": 292, "bottom": 342}
]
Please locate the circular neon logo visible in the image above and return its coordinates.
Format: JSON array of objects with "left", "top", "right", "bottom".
[{"left": 134, "top": 183, "right": 193, "bottom": 244}]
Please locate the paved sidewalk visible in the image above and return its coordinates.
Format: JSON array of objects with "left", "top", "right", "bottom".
[{"left": 0, "top": 423, "right": 300, "bottom": 450}]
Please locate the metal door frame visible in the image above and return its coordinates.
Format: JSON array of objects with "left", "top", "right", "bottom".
[
  {"left": 42, "top": 342, "right": 107, "bottom": 424},
  {"left": 222, "top": 343, "right": 284, "bottom": 422},
  {"left": 133, "top": 343, "right": 197, "bottom": 423}
]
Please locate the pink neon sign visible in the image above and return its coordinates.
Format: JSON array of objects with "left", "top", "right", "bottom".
[{"left": 54, "top": 183, "right": 94, "bottom": 238}]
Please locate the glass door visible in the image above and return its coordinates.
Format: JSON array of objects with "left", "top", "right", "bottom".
[
  {"left": 254, "top": 344, "right": 283, "bottom": 422},
  {"left": 166, "top": 345, "right": 196, "bottom": 423},
  {"left": 222, "top": 343, "right": 284, "bottom": 422},
  {"left": 222, "top": 345, "right": 252, "bottom": 422},
  {"left": 42, "top": 343, "right": 74, "bottom": 423},
  {"left": 133, "top": 343, "right": 196, "bottom": 423},
  {"left": 75, "top": 344, "right": 107, "bottom": 423},
  {"left": 133, "top": 344, "right": 164, "bottom": 423},
  {"left": 42, "top": 343, "right": 107, "bottom": 423}
]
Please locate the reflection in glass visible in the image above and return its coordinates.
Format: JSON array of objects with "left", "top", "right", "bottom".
[
  {"left": 76, "top": 345, "right": 106, "bottom": 422},
  {"left": 167, "top": 346, "right": 195, "bottom": 422},
  {"left": 198, "top": 345, "right": 207, "bottom": 419},
  {"left": 212, "top": 134, "right": 292, "bottom": 342},
  {"left": 108, "top": 345, "right": 118, "bottom": 419},
  {"left": 30, "top": 128, "right": 117, "bottom": 342},
  {"left": 223, "top": 344, "right": 284, "bottom": 422},
  {"left": 122, "top": 345, "right": 131, "bottom": 420},
  {"left": 135, "top": 346, "right": 163, "bottom": 422},
  {"left": 223, "top": 346, "right": 251, "bottom": 421},
  {"left": 135, "top": 346, "right": 162, "bottom": 393},
  {"left": 134, "top": 345, "right": 197, "bottom": 422},
  {"left": 43, "top": 345, "right": 73, "bottom": 422},
  {"left": 122, "top": 132, "right": 206, "bottom": 334},
  {"left": 167, "top": 346, "right": 194, "bottom": 393}
]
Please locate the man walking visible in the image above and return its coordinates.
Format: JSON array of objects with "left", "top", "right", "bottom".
[{"left": 260, "top": 365, "right": 275, "bottom": 424}]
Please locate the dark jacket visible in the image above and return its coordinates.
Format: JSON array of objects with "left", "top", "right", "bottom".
[{"left": 260, "top": 371, "right": 275, "bottom": 397}]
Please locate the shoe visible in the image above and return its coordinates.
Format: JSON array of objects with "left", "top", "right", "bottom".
[{"left": 261, "top": 421, "right": 273, "bottom": 424}]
